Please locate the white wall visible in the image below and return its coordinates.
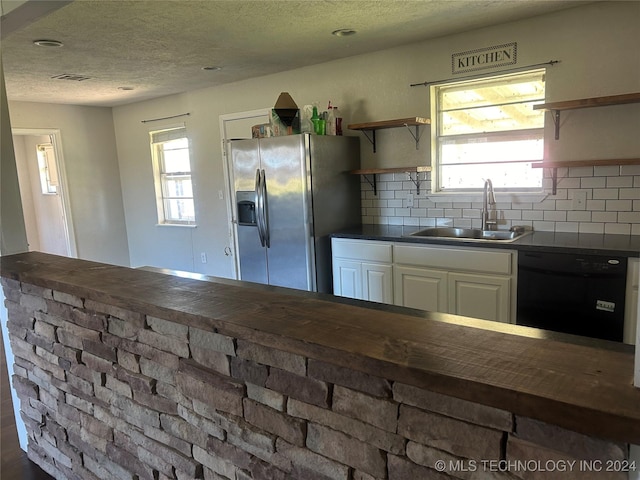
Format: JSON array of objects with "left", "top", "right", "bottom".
[
  {"left": 110, "top": 2, "right": 639, "bottom": 277},
  {"left": 7, "top": 102, "right": 130, "bottom": 266}
]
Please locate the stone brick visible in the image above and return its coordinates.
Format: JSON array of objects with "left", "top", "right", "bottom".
[
  {"left": 147, "top": 315, "right": 189, "bottom": 339},
  {"left": 266, "top": 367, "right": 329, "bottom": 408},
  {"left": 227, "top": 421, "right": 279, "bottom": 458},
  {"left": 80, "top": 411, "right": 113, "bottom": 441},
  {"left": 66, "top": 372, "right": 94, "bottom": 397},
  {"left": 176, "top": 359, "right": 244, "bottom": 416},
  {"left": 133, "top": 391, "right": 178, "bottom": 415},
  {"left": 80, "top": 424, "right": 109, "bottom": 452},
  {"left": 21, "top": 282, "right": 53, "bottom": 298},
  {"left": 20, "top": 293, "right": 48, "bottom": 312},
  {"left": 1, "top": 276, "right": 21, "bottom": 290},
  {"left": 106, "top": 442, "right": 155, "bottom": 480},
  {"left": 57, "top": 322, "right": 101, "bottom": 349},
  {"left": 230, "top": 357, "right": 268, "bottom": 386},
  {"left": 177, "top": 404, "right": 226, "bottom": 440},
  {"left": 207, "top": 435, "right": 253, "bottom": 470},
  {"left": 66, "top": 392, "right": 94, "bottom": 415},
  {"left": 388, "top": 454, "right": 450, "bottom": 480},
  {"left": 139, "top": 357, "right": 176, "bottom": 384},
  {"left": 82, "top": 351, "right": 115, "bottom": 374},
  {"left": 143, "top": 423, "right": 192, "bottom": 457},
  {"left": 156, "top": 381, "right": 192, "bottom": 407},
  {"left": 306, "top": 423, "right": 386, "bottom": 478},
  {"left": 85, "top": 299, "right": 145, "bottom": 325},
  {"left": 247, "top": 383, "right": 285, "bottom": 411},
  {"left": 49, "top": 303, "right": 106, "bottom": 331},
  {"left": 247, "top": 456, "right": 289, "bottom": 480},
  {"left": 25, "top": 330, "right": 54, "bottom": 352},
  {"left": 194, "top": 445, "right": 238, "bottom": 479},
  {"left": 13, "top": 375, "right": 39, "bottom": 399},
  {"left": 53, "top": 343, "right": 82, "bottom": 364},
  {"left": 138, "top": 328, "right": 189, "bottom": 357},
  {"left": 136, "top": 445, "right": 174, "bottom": 478},
  {"left": 160, "top": 413, "right": 209, "bottom": 449},
  {"left": 277, "top": 438, "right": 349, "bottom": 480},
  {"left": 34, "top": 319, "right": 56, "bottom": 340},
  {"left": 106, "top": 374, "right": 133, "bottom": 398},
  {"left": 52, "top": 290, "right": 84, "bottom": 308},
  {"left": 244, "top": 398, "right": 306, "bottom": 446},
  {"left": 117, "top": 349, "right": 140, "bottom": 373},
  {"left": 111, "top": 394, "right": 160, "bottom": 429},
  {"left": 332, "top": 385, "right": 397, "bottom": 432},
  {"left": 114, "top": 336, "right": 181, "bottom": 369},
  {"left": 108, "top": 316, "right": 139, "bottom": 338},
  {"left": 83, "top": 338, "right": 117, "bottom": 362},
  {"left": 515, "top": 416, "right": 626, "bottom": 462},
  {"left": 191, "top": 346, "right": 231, "bottom": 376},
  {"left": 69, "top": 363, "right": 103, "bottom": 384},
  {"left": 190, "top": 326, "right": 236, "bottom": 355},
  {"left": 394, "top": 382, "right": 513, "bottom": 431},
  {"left": 287, "top": 398, "right": 405, "bottom": 454},
  {"left": 115, "top": 365, "right": 156, "bottom": 393},
  {"left": 7, "top": 319, "right": 27, "bottom": 341},
  {"left": 507, "top": 436, "right": 627, "bottom": 480},
  {"left": 308, "top": 359, "right": 392, "bottom": 398},
  {"left": 237, "top": 339, "right": 305, "bottom": 375},
  {"left": 398, "top": 404, "right": 503, "bottom": 459}
]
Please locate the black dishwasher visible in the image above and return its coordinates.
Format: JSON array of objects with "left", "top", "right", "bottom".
[{"left": 516, "top": 251, "right": 626, "bottom": 342}]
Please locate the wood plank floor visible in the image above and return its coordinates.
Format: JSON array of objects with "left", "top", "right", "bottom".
[{"left": 1, "top": 331, "right": 54, "bottom": 480}]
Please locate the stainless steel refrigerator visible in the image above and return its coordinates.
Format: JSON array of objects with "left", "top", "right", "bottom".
[{"left": 230, "top": 134, "right": 360, "bottom": 293}]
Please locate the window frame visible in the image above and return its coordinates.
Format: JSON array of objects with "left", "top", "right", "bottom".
[
  {"left": 149, "top": 126, "right": 196, "bottom": 226},
  {"left": 431, "top": 69, "right": 546, "bottom": 194}
]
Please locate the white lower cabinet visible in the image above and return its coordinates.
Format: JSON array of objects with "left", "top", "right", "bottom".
[
  {"left": 393, "top": 243, "right": 516, "bottom": 323},
  {"left": 332, "top": 238, "right": 516, "bottom": 323},
  {"left": 332, "top": 238, "right": 393, "bottom": 303}
]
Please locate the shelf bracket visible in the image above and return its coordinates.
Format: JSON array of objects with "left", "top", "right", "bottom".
[
  {"left": 404, "top": 123, "right": 424, "bottom": 150},
  {"left": 361, "top": 130, "right": 377, "bottom": 153},
  {"left": 552, "top": 109, "right": 561, "bottom": 140},
  {"left": 407, "top": 172, "right": 421, "bottom": 195},
  {"left": 363, "top": 174, "right": 378, "bottom": 195},
  {"left": 551, "top": 167, "right": 558, "bottom": 195}
]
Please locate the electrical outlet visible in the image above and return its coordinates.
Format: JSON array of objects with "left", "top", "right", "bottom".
[
  {"left": 406, "top": 193, "right": 414, "bottom": 208},
  {"left": 572, "top": 191, "right": 587, "bottom": 210},
  {"left": 200, "top": 252, "right": 207, "bottom": 263},
  {"left": 218, "top": 190, "right": 224, "bottom": 200}
]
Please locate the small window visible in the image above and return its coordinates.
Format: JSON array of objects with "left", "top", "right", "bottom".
[
  {"left": 150, "top": 126, "right": 196, "bottom": 225},
  {"left": 36, "top": 143, "right": 58, "bottom": 194},
  {"left": 433, "top": 70, "right": 545, "bottom": 192}
]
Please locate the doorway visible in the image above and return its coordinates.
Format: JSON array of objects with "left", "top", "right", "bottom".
[{"left": 12, "top": 129, "right": 76, "bottom": 257}]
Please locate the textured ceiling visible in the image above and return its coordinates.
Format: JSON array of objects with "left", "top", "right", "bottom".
[{"left": 2, "top": 0, "right": 587, "bottom": 107}]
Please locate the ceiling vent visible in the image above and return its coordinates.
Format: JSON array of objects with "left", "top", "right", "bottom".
[{"left": 51, "top": 73, "right": 91, "bottom": 82}]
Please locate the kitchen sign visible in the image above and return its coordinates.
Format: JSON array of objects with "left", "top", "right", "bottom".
[{"left": 452, "top": 42, "right": 517, "bottom": 74}]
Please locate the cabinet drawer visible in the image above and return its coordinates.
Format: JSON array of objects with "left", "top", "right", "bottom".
[
  {"left": 332, "top": 239, "right": 392, "bottom": 263},
  {"left": 394, "top": 244, "right": 513, "bottom": 275}
]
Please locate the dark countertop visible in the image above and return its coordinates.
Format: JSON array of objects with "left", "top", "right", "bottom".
[
  {"left": 1, "top": 251, "right": 639, "bottom": 444},
  {"left": 332, "top": 225, "right": 640, "bottom": 257}
]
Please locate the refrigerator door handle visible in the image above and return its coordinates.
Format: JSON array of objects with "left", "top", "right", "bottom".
[
  {"left": 261, "top": 169, "right": 270, "bottom": 248},
  {"left": 255, "top": 168, "right": 266, "bottom": 247}
]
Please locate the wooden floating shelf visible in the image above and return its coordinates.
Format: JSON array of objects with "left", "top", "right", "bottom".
[
  {"left": 533, "top": 92, "right": 640, "bottom": 112},
  {"left": 348, "top": 117, "right": 430, "bottom": 153},
  {"left": 350, "top": 166, "right": 431, "bottom": 196},
  {"left": 533, "top": 92, "right": 640, "bottom": 140},
  {"left": 347, "top": 117, "right": 431, "bottom": 131},
  {"left": 349, "top": 166, "right": 432, "bottom": 175},
  {"left": 532, "top": 158, "right": 640, "bottom": 195},
  {"left": 532, "top": 158, "right": 640, "bottom": 169}
]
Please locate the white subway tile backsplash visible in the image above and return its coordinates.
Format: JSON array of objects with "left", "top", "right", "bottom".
[{"left": 360, "top": 169, "right": 640, "bottom": 233}]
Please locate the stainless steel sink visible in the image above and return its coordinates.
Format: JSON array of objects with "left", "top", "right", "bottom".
[{"left": 407, "top": 227, "right": 531, "bottom": 242}]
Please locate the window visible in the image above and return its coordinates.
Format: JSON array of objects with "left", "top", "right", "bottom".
[
  {"left": 433, "top": 70, "right": 545, "bottom": 192},
  {"left": 36, "top": 143, "right": 59, "bottom": 194},
  {"left": 150, "top": 126, "right": 196, "bottom": 225}
]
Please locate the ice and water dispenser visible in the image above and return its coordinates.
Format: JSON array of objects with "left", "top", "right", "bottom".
[{"left": 236, "top": 191, "right": 257, "bottom": 226}]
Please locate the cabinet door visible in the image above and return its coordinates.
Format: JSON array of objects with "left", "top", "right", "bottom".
[
  {"left": 333, "top": 259, "right": 362, "bottom": 299},
  {"left": 362, "top": 262, "right": 393, "bottom": 304},
  {"left": 394, "top": 265, "right": 448, "bottom": 313},
  {"left": 448, "top": 272, "right": 511, "bottom": 323}
]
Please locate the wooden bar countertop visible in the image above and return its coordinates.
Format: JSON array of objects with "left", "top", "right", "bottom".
[{"left": 1, "top": 252, "right": 639, "bottom": 444}]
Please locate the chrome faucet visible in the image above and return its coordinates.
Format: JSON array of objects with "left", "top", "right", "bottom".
[{"left": 482, "top": 178, "right": 497, "bottom": 231}]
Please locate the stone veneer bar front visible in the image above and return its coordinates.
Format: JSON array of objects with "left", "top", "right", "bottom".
[{"left": 1, "top": 251, "right": 638, "bottom": 480}]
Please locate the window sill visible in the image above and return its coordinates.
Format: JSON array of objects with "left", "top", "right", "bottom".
[
  {"left": 156, "top": 223, "right": 197, "bottom": 228},
  {"left": 426, "top": 192, "right": 548, "bottom": 204}
]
